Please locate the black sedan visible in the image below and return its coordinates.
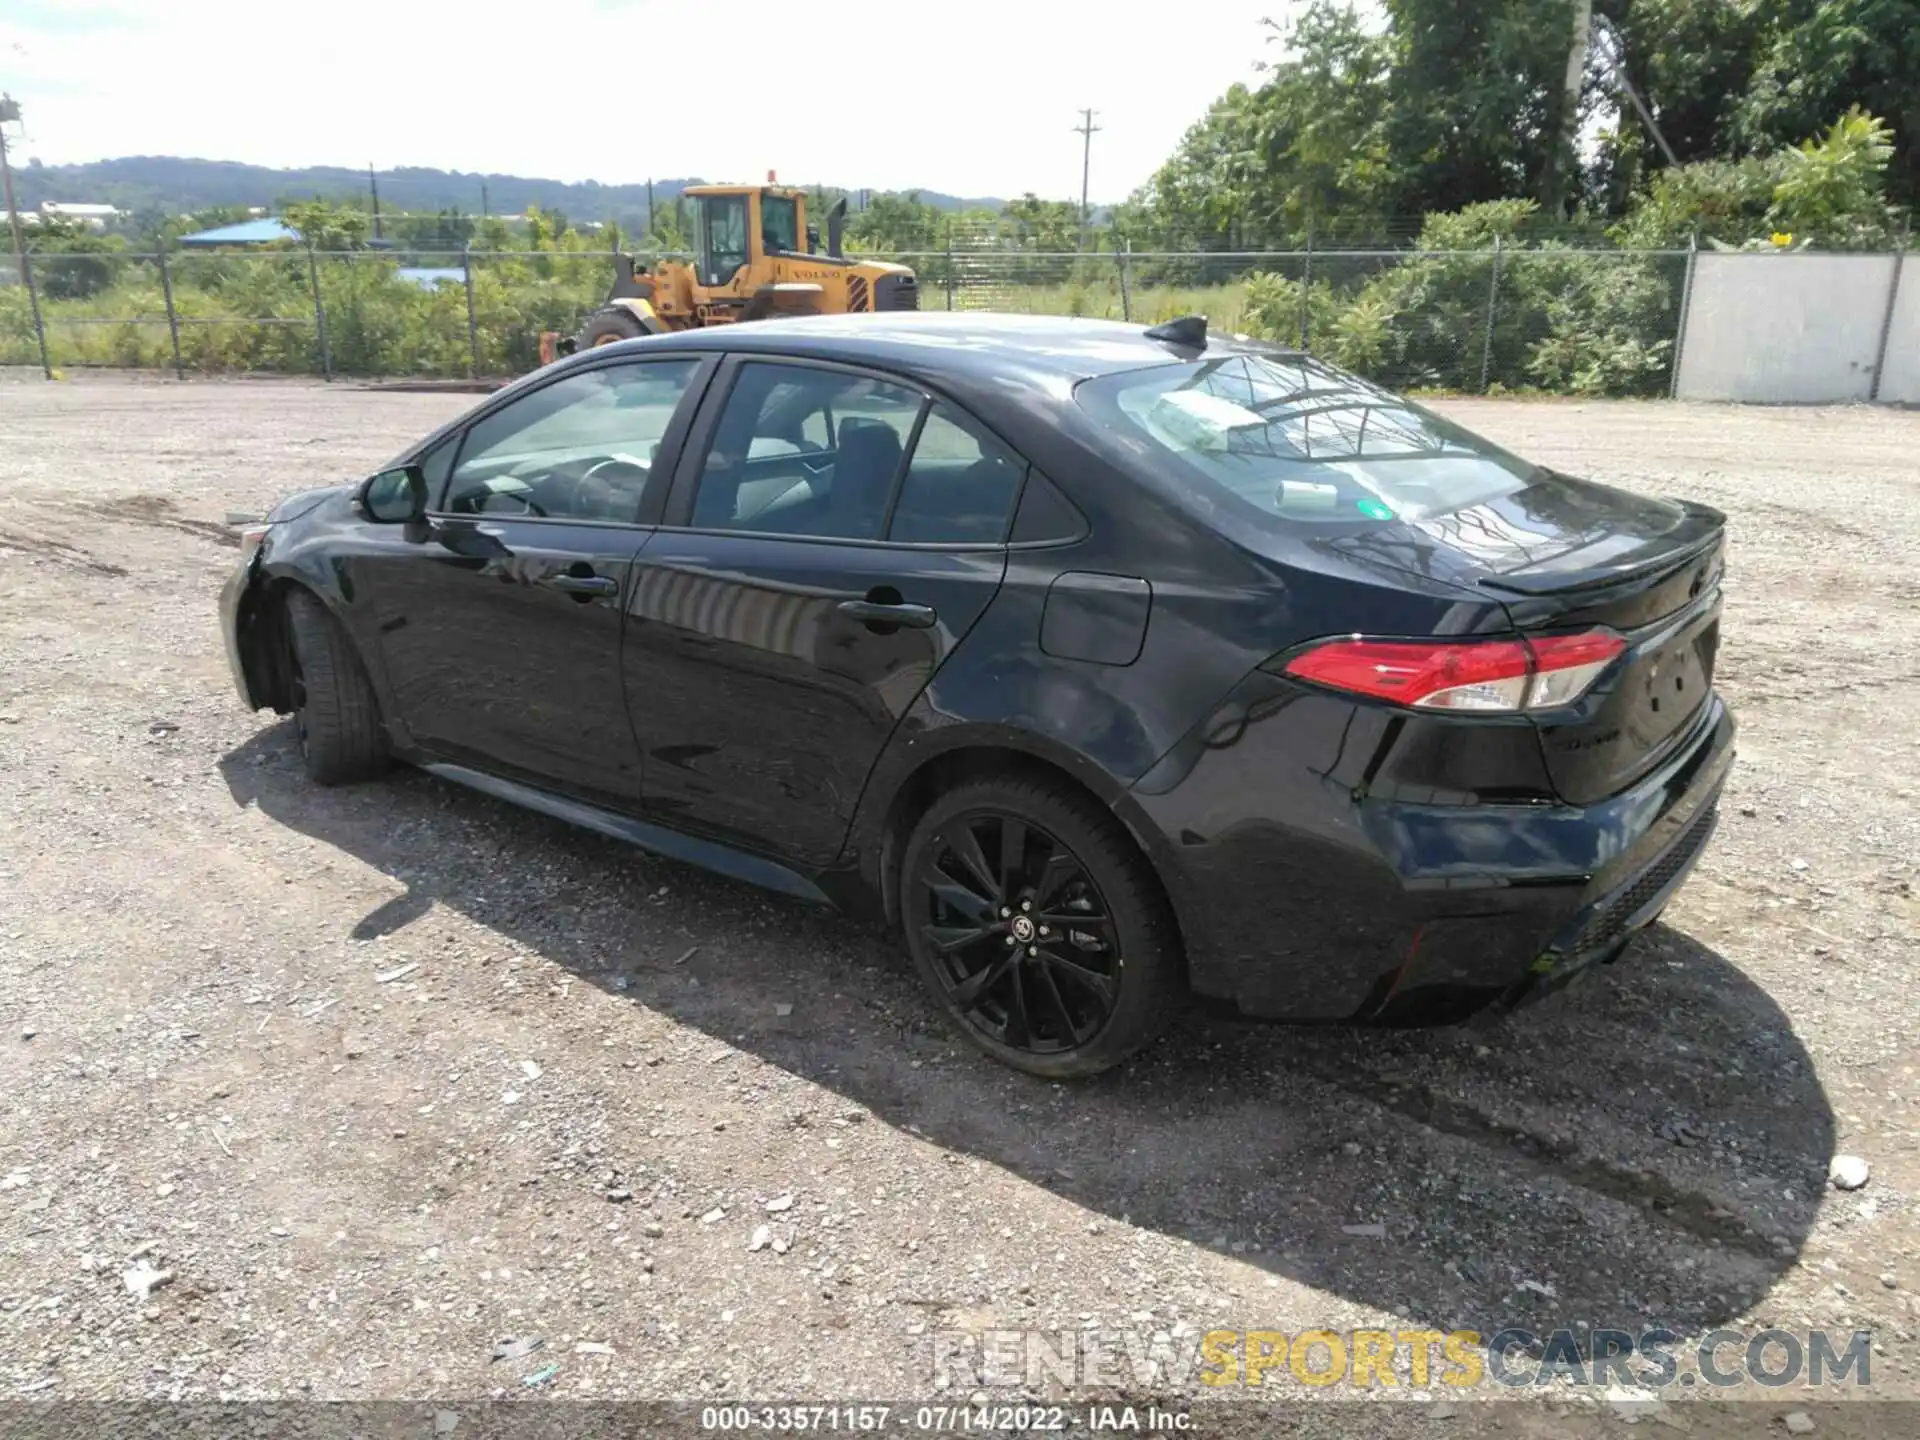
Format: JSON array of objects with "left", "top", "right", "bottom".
[{"left": 221, "top": 312, "right": 1734, "bottom": 1077}]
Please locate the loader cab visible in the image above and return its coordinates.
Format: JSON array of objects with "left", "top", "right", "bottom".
[
  {"left": 695, "top": 189, "right": 751, "bottom": 288},
  {"left": 691, "top": 185, "right": 813, "bottom": 288}
]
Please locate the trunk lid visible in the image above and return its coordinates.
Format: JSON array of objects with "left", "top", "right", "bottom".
[{"left": 1330, "top": 472, "right": 1726, "bottom": 806}]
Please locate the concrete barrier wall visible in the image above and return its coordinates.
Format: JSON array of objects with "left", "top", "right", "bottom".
[{"left": 1676, "top": 253, "right": 1901, "bottom": 403}]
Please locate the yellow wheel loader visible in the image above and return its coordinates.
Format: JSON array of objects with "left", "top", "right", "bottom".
[{"left": 572, "top": 182, "right": 919, "bottom": 349}]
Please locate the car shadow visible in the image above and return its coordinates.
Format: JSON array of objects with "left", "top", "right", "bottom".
[{"left": 219, "top": 724, "right": 1833, "bottom": 1344}]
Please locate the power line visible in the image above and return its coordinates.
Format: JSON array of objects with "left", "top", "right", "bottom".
[{"left": 1074, "top": 107, "right": 1102, "bottom": 252}]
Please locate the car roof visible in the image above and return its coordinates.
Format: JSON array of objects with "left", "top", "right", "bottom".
[{"left": 592, "top": 311, "right": 1278, "bottom": 388}]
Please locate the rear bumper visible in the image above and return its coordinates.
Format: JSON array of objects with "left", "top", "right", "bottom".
[{"left": 1132, "top": 690, "right": 1735, "bottom": 1024}]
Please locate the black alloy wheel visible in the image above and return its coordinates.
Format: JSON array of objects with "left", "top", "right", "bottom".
[{"left": 902, "top": 777, "right": 1182, "bottom": 1077}]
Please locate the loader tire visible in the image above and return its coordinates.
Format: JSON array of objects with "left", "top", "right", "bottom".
[{"left": 576, "top": 308, "right": 653, "bottom": 349}]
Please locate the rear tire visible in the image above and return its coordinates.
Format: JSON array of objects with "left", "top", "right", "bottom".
[
  {"left": 284, "top": 590, "right": 387, "bottom": 786},
  {"left": 901, "top": 776, "right": 1183, "bottom": 1078},
  {"left": 575, "top": 307, "right": 650, "bottom": 349}
]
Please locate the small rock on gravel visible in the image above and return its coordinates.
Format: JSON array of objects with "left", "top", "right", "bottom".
[
  {"left": 490, "top": 1336, "right": 544, "bottom": 1363},
  {"left": 1830, "top": 1155, "right": 1871, "bottom": 1190},
  {"left": 765, "top": 1193, "right": 795, "bottom": 1213},
  {"left": 749, "top": 1224, "right": 773, "bottom": 1252},
  {"left": 1783, "top": 1413, "right": 1816, "bottom": 1435},
  {"left": 122, "top": 1263, "right": 173, "bottom": 1299}
]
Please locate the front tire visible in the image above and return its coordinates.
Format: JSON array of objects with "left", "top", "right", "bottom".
[
  {"left": 901, "top": 777, "right": 1183, "bottom": 1078},
  {"left": 284, "top": 590, "right": 387, "bottom": 786}
]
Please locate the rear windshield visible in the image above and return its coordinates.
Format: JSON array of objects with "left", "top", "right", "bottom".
[{"left": 1077, "top": 352, "right": 1537, "bottom": 528}]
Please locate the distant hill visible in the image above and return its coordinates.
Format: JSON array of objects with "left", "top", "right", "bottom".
[{"left": 9, "top": 156, "right": 1009, "bottom": 225}]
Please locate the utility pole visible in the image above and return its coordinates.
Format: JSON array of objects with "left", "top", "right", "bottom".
[
  {"left": 1541, "top": 0, "right": 1592, "bottom": 215},
  {"left": 0, "top": 94, "right": 51, "bottom": 379},
  {"left": 1074, "top": 107, "right": 1102, "bottom": 252},
  {"left": 646, "top": 178, "right": 654, "bottom": 238},
  {"left": 368, "top": 163, "right": 383, "bottom": 240},
  {"left": 480, "top": 181, "right": 490, "bottom": 220}
]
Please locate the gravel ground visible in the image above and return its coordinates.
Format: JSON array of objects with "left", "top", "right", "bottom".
[{"left": 1, "top": 375, "right": 1917, "bottom": 1435}]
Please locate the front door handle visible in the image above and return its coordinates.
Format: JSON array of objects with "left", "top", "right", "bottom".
[
  {"left": 544, "top": 574, "right": 620, "bottom": 597},
  {"left": 837, "top": 598, "right": 937, "bottom": 629}
]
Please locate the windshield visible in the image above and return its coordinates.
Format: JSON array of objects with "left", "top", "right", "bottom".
[
  {"left": 761, "top": 193, "right": 799, "bottom": 254},
  {"left": 1077, "top": 352, "right": 1537, "bottom": 528}
]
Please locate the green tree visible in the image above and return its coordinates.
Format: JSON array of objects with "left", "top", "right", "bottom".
[
  {"left": 845, "top": 192, "right": 947, "bottom": 253},
  {"left": 390, "top": 208, "right": 476, "bottom": 253},
  {"left": 1380, "top": 0, "right": 1592, "bottom": 216},
  {"left": 1613, "top": 105, "right": 1900, "bottom": 247},
  {"left": 1766, "top": 105, "right": 1901, "bottom": 246},
  {"left": 996, "top": 195, "right": 1081, "bottom": 252},
  {"left": 1134, "top": 1, "right": 1591, "bottom": 243},
  {"left": 1732, "top": 0, "right": 1920, "bottom": 207},
  {"left": 26, "top": 215, "right": 127, "bottom": 300},
  {"left": 282, "top": 199, "right": 371, "bottom": 250}
]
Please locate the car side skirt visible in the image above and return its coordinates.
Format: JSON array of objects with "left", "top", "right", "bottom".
[{"left": 419, "top": 762, "right": 834, "bottom": 908}]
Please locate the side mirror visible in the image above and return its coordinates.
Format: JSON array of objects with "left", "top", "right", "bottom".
[{"left": 356, "top": 464, "right": 427, "bottom": 524}]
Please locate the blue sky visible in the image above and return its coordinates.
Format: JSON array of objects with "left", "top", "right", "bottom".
[{"left": 0, "top": 0, "right": 1285, "bottom": 200}]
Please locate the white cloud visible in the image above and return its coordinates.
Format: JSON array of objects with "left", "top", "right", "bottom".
[{"left": 2, "top": 0, "right": 1281, "bottom": 200}]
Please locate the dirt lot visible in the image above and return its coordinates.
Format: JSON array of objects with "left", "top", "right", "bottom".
[{"left": 1, "top": 375, "right": 1917, "bottom": 1433}]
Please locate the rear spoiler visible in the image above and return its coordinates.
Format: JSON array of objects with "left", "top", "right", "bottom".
[{"left": 1478, "top": 502, "right": 1725, "bottom": 597}]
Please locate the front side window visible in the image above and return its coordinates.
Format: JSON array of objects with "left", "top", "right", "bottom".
[
  {"left": 761, "top": 193, "right": 799, "bottom": 255},
  {"left": 702, "top": 195, "right": 749, "bottom": 285},
  {"left": 444, "top": 360, "right": 702, "bottom": 521},
  {"left": 691, "top": 363, "right": 923, "bottom": 540},
  {"left": 1077, "top": 352, "right": 1537, "bottom": 530}
]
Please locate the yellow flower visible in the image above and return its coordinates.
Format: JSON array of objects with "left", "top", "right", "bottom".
[{"left": 1770, "top": 231, "right": 1794, "bottom": 247}]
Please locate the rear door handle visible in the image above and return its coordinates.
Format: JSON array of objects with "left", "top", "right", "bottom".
[
  {"left": 837, "top": 599, "right": 937, "bottom": 629},
  {"left": 544, "top": 574, "right": 620, "bottom": 597}
]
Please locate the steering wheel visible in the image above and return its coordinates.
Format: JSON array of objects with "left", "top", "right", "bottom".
[{"left": 581, "top": 457, "right": 650, "bottom": 489}]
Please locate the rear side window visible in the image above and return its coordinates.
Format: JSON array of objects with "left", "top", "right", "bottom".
[
  {"left": 1076, "top": 353, "right": 1537, "bottom": 529},
  {"left": 888, "top": 403, "right": 1025, "bottom": 544},
  {"left": 691, "top": 362, "right": 922, "bottom": 540}
]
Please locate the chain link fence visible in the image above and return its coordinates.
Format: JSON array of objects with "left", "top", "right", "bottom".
[{"left": 0, "top": 239, "right": 1703, "bottom": 397}]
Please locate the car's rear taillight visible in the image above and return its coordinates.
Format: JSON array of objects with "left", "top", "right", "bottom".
[{"left": 1279, "top": 629, "right": 1625, "bottom": 713}]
